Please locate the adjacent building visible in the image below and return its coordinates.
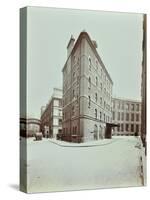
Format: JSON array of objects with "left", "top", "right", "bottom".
[
  {"left": 62, "top": 31, "right": 113, "bottom": 142},
  {"left": 112, "top": 98, "right": 141, "bottom": 136},
  {"left": 20, "top": 117, "right": 41, "bottom": 137},
  {"left": 40, "top": 88, "right": 63, "bottom": 138}
]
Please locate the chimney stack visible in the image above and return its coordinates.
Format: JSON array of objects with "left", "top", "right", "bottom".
[{"left": 67, "top": 35, "right": 75, "bottom": 57}]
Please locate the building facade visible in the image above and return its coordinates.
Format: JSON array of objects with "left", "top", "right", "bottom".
[
  {"left": 20, "top": 118, "right": 41, "bottom": 137},
  {"left": 40, "top": 88, "right": 62, "bottom": 138},
  {"left": 62, "top": 31, "right": 113, "bottom": 142},
  {"left": 112, "top": 98, "right": 141, "bottom": 136}
]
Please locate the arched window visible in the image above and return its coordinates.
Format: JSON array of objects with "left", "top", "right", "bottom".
[
  {"left": 104, "top": 101, "right": 106, "bottom": 109},
  {"left": 89, "top": 57, "right": 92, "bottom": 71},
  {"left": 95, "top": 109, "right": 97, "bottom": 119},
  {"left": 100, "top": 83, "right": 102, "bottom": 91},
  {"left": 88, "top": 96, "right": 91, "bottom": 108},
  {"left": 100, "top": 97, "right": 102, "bottom": 105},
  {"left": 72, "top": 89, "right": 75, "bottom": 99},
  {"left": 100, "top": 112, "right": 102, "bottom": 120},
  {"left": 88, "top": 77, "right": 91, "bottom": 89},
  {"left": 73, "top": 71, "right": 75, "bottom": 81},
  {"left": 95, "top": 93, "right": 98, "bottom": 102},
  {"left": 94, "top": 124, "right": 98, "bottom": 140},
  {"left": 96, "top": 60, "right": 98, "bottom": 70},
  {"left": 96, "top": 76, "right": 98, "bottom": 86}
]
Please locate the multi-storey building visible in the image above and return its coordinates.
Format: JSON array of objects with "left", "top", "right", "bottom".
[
  {"left": 40, "top": 88, "right": 62, "bottom": 138},
  {"left": 62, "top": 31, "right": 113, "bottom": 142},
  {"left": 112, "top": 98, "right": 141, "bottom": 136}
]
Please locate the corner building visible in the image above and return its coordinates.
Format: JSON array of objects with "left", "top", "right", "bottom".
[{"left": 62, "top": 31, "right": 113, "bottom": 142}]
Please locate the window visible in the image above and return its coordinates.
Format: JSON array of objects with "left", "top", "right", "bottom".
[
  {"left": 126, "top": 124, "right": 129, "bottom": 132},
  {"left": 77, "top": 57, "right": 80, "bottom": 65},
  {"left": 118, "top": 102, "right": 120, "bottom": 109},
  {"left": 131, "top": 124, "right": 134, "bottom": 132},
  {"left": 96, "top": 76, "right": 98, "bottom": 86},
  {"left": 53, "top": 100, "right": 59, "bottom": 106},
  {"left": 113, "top": 111, "right": 115, "bottom": 120},
  {"left": 73, "top": 71, "right": 75, "bottom": 81},
  {"left": 53, "top": 118, "right": 58, "bottom": 126},
  {"left": 136, "top": 104, "right": 139, "bottom": 111},
  {"left": 96, "top": 60, "right": 98, "bottom": 70},
  {"left": 72, "top": 106, "right": 75, "bottom": 116},
  {"left": 131, "top": 104, "right": 134, "bottom": 111},
  {"left": 113, "top": 101, "right": 115, "bottom": 109},
  {"left": 72, "top": 89, "right": 75, "bottom": 99},
  {"left": 131, "top": 113, "right": 134, "bottom": 121},
  {"left": 118, "top": 112, "right": 120, "bottom": 120},
  {"left": 100, "top": 112, "right": 102, "bottom": 120},
  {"left": 104, "top": 113, "right": 105, "bottom": 122},
  {"left": 89, "top": 57, "right": 92, "bottom": 70},
  {"left": 95, "top": 109, "right": 97, "bottom": 119},
  {"left": 95, "top": 93, "right": 98, "bottom": 102},
  {"left": 54, "top": 108, "right": 59, "bottom": 116},
  {"left": 59, "top": 109, "right": 62, "bottom": 116},
  {"left": 104, "top": 88, "right": 106, "bottom": 96},
  {"left": 104, "top": 101, "right": 106, "bottom": 109},
  {"left": 121, "top": 124, "right": 124, "bottom": 132},
  {"left": 125, "top": 103, "right": 129, "bottom": 110},
  {"left": 88, "top": 77, "right": 91, "bottom": 89},
  {"left": 126, "top": 113, "right": 129, "bottom": 121},
  {"left": 100, "top": 83, "right": 102, "bottom": 91},
  {"left": 101, "top": 68, "right": 103, "bottom": 78},
  {"left": 73, "top": 55, "right": 76, "bottom": 64},
  {"left": 59, "top": 119, "right": 62, "bottom": 126},
  {"left": 100, "top": 97, "right": 102, "bottom": 105},
  {"left": 136, "top": 114, "right": 139, "bottom": 121},
  {"left": 136, "top": 124, "right": 139, "bottom": 133},
  {"left": 88, "top": 96, "right": 91, "bottom": 108},
  {"left": 121, "top": 112, "right": 124, "bottom": 120},
  {"left": 121, "top": 103, "right": 124, "bottom": 110}
]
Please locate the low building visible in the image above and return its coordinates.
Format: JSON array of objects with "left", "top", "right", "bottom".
[
  {"left": 40, "top": 88, "right": 62, "bottom": 138},
  {"left": 20, "top": 118, "right": 41, "bottom": 137},
  {"left": 112, "top": 98, "right": 141, "bottom": 136}
]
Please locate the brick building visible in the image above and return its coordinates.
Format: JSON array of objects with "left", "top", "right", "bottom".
[{"left": 62, "top": 31, "right": 113, "bottom": 142}]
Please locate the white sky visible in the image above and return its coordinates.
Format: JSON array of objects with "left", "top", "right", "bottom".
[{"left": 26, "top": 7, "right": 143, "bottom": 118}]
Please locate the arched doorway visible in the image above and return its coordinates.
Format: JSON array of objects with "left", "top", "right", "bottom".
[
  {"left": 94, "top": 124, "right": 98, "bottom": 140},
  {"left": 99, "top": 125, "right": 103, "bottom": 139}
]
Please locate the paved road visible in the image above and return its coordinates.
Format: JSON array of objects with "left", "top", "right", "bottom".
[{"left": 25, "top": 137, "right": 143, "bottom": 193}]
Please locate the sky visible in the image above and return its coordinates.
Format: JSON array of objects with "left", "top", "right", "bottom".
[{"left": 26, "top": 7, "right": 143, "bottom": 119}]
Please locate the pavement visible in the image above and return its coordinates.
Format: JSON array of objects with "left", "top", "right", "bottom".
[
  {"left": 49, "top": 138, "right": 118, "bottom": 147},
  {"left": 22, "top": 136, "right": 146, "bottom": 193}
]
